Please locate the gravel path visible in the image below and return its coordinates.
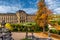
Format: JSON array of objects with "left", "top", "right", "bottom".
[
  {"left": 11, "top": 32, "right": 60, "bottom": 40},
  {"left": 12, "top": 32, "right": 33, "bottom": 40}
]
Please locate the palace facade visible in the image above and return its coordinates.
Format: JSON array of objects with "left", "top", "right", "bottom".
[{"left": 0, "top": 10, "right": 35, "bottom": 24}]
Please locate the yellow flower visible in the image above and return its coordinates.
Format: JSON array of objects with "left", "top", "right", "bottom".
[{"left": 5, "top": 23, "right": 13, "bottom": 31}]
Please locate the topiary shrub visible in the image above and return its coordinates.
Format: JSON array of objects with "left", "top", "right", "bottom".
[
  {"left": 22, "top": 38, "right": 32, "bottom": 40},
  {"left": 50, "top": 29, "right": 57, "bottom": 34}
]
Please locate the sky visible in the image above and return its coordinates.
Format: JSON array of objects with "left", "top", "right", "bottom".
[
  {"left": 45, "top": 0, "right": 60, "bottom": 14},
  {"left": 0, "top": 0, "right": 60, "bottom": 14}
]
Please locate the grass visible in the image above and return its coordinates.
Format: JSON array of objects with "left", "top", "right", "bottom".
[{"left": 22, "top": 38, "right": 32, "bottom": 40}]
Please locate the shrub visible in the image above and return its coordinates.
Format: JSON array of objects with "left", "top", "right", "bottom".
[
  {"left": 58, "top": 30, "right": 60, "bottom": 35},
  {"left": 50, "top": 29, "right": 57, "bottom": 34},
  {"left": 10, "top": 22, "right": 43, "bottom": 32},
  {"left": 5, "top": 23, "right": 13, "bottom": 31},
  {"left": 45, "top": 25, "right": 49, "bottom": 31},
  {"left": 22, "top": 38, "right": 32, "bottom": 40},
  {"left": 58, "top": 21, "right": 60, "bottom": 25}
]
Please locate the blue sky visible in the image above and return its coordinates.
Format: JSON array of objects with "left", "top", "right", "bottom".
[
  {"left": 0, "top": 0, "right": 60, "bottom": 14},
  {"left": 45, "top": 0, "right": 60, "bottom": 14}
]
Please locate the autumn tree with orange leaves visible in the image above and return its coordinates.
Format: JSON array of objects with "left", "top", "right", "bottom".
[{"left": 35, "top": 0, "right": 52, "bottom": 32}]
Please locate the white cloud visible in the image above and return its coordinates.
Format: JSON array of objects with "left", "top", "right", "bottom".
[
  {"left": 45, "top": 0, "right": 53, "bottom": 3},
  {"left": 54, "top": 8, "right": 60, "bottom": 11},
  {"left": 0, "top": 6, "right": 19, "bottom": 13},
  {"left": 45, "top": 0, "right": 60, "bottom": 14},
  {"left": 53, "top": 13, "right": 57, "bottom": 14},
  {"left": 54, "top": 8, "right": 60, "bottom": 14},
  {"left": 0, "top": 5, "right": 37, "bottom": 14},
  {"left": 0, "top": 0, "right": 38, "bottom": 14},
  {"left": 36, "top": 0, "right": 39, "bottom": 4},
  {"left": 21, "top": 8, "right": 37, "bottom": 14}
]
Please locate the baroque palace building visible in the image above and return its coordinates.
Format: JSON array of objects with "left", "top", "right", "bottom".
[{"left": 0, "top": 10, "right": 35, "bottom": 24}]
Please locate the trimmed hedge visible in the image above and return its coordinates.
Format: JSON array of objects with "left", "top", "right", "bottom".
[
  {"left": 22, "top": 38, "right": 32, "bottom": 40},
  {"left": 11, "top": 23, "right": 43, "bottom": 32},
  {"left": 6, "top": 22, "right": 60, "bottom": 35}
]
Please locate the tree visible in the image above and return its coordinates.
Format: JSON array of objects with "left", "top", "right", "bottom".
[
  {"left": 35, "top": 0, "right": 52, "bottom": 33},
  {"left": 53, "top": 22, "right": 60, "bottom": 30}
]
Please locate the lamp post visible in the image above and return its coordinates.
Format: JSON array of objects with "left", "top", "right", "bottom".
[
  {"left": 24, "top": 24, "right": 28, "bottom": 39},
  {"left": 48, "top": 24, "right": 52, "bottom": 40},
  {"left": 48, "top": 24, "right": 56, "bottom": 40},
  {"left": 31, "top": 26, "right": 34, "bottom": 40},
  {"left": 31, "top": 23, "right": 35, "bottom": 40},
  {"left": 1, "top": 20, "right": 6, "bottom": 40}
]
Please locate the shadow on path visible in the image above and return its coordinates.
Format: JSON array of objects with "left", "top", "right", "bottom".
[{"left": 27, "top": 35, "right": 53, "bottom": 40}]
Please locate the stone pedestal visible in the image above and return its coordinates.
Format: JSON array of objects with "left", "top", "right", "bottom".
[{"left": 0, "top": 20, "right": 13, "bottom": 40}]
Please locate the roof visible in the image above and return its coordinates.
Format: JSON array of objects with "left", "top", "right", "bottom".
[
  {"left": 0, "top": 13, "right": 16, "bottom": 15},
  {"left": 0, "top": 10, "right": 36, "bottom": 16},
  {"left": 17, "top": 10, "right": 35, "bottom": 16},
  {"left": 16, "top": 10, "right": 26, "bottom": 13}
]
